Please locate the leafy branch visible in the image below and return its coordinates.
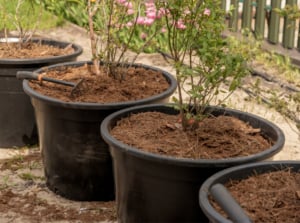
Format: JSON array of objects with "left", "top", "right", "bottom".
[
  {"left": 157, "top": 0, "right": 249, "bottom": 130},
  {"left": 86, "top": 0, "right": 164, "bottom": 78}
]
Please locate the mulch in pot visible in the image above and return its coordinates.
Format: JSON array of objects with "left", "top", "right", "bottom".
[
  {"left": 29, "top": 64, "right": 170, "bottom": 103},
  {"left": 111, "top": 111, "right": 272, "bottom": 159},
  {"left": 211, "top": 169, "right": 300, "bottom": 223},
  {"left": 0, "top": 41, "right": 74, "bottom": 58}
]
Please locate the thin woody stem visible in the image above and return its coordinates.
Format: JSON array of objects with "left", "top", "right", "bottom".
[
  {"left": 88, "top": 0, "right": 100, "bottom": 75},
  {"left": 25, "top": 3, "right": 42, "bottom": 43}
]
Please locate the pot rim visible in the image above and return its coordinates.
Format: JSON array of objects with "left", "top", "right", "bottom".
[
  {"left": 0, "top": 37, "right": 83, "bottom": 65},
  {"left": 198, "top": 160, "right": 300, "bottom": 223},
  {"left": 22, "top": 61, "right": 177, "bottom": 110},
  {"left": 100, "top": 103, "right": 285, "bottom": 167}
]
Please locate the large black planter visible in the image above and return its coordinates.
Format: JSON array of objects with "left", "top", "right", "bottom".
[
  {"left": 0, "top": 38, "right": 82, "bottom": 148},
  {"left": 22, "top": 62, "right": 177, "bottom": 201},
  {"left": 100, "top": 104, "right": 285, "bottom": 223},
  {"left": 199, "top": 161, "right": 300, "bottom": 223}
]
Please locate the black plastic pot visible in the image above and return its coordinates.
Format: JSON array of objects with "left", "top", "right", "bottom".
[
  {"left": 0, "top": 38, "right": 82, "bottom": 148},
  {"left": 199, "top": 161, "right": 300, "bottom": 223},
  {"left": 22, "top": 62, "right": 177, "bottom": 201},
  {"left": 100, "top": 104, "right": 285, "bottom": 223}
]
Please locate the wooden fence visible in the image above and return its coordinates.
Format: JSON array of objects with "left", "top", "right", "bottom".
[{"left": 222, "top": 0, "right": 300, "bottom": 50}]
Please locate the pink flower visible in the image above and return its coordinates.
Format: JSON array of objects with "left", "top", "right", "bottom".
[
  {"left": 146, "top": 11, "right": 157, "bottom": 19},
  {"left": 124, "top": 1, "right": 132, "bottom": 8},
  {"left": 145, "top": 4, "right": 156, "bottom": 13},
  {"left": 156, "top": 8, "right": 168, "bottom": 19},
  {"left": 175, "top": 19, "right": 186, "bottom": 30},
  {"left": 126, "top": 21, "right": 133, "bottom": 27},
  {"left": 136, "top": 16, "right": 154, "bottom": 26},
  {"left": 127, "top": 8, "right": 135, "bottom": 15},
  {"left": 159, "top": 7, "right": 169, "bottom": 16},
  {"left": 204, "top": 8, "right": 211, "bottom": 16},
  {"left": 140, "top": 32, "right": 147, "bottom": 40},
  {"left": 136, "top": 17, "right": 146, "bottom": 25},
  {"left": 144, "top": 17, "right": 155, "bottom": 26},
  {"left": 161, "top": 27, "right": 167, "bottom": 33}
]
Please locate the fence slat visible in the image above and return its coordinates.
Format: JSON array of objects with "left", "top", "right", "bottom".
[
  {"left": 242, "top": 0, "right": 252, "bottom": 30},
  {"left": 229, "top": 0, "right": 239, "bottom": 32},
  {"left": 283, "top": 0, "right": 297, "bottom": 48},
  {"left": 255, "top": 0, "right": 266, "bottom": 39},
  {"left": 227, "top": 0, "right": 300, "bottom": 52},
  {"left": 221, "top": 0, "right": 227, "bottom": 11},
  {"left": 298, "top": 20, "right": 300, "bottom": 49},
  {"left": 267, "top": 0, "right": 281, "bottom": 44}
]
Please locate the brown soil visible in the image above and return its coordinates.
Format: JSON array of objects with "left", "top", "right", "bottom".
[
  {"left": 111, "top": 111, "right": 272, "bottom": 159},
  {"left": 0, "top": 41, "right": 74, "bottom": 59},
  {"left": 0, "top": 149, "right": 117, "bottom": 222},
  {"left": 29, "top": 64, "right": 170, "bottom": 103},
  {"left": 211, "top": 169, "right": 300, "bottom": 223}
]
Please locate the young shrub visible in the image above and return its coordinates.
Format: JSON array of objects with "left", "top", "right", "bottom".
[{"left": 156, "top": 0, "right": 250, "bottom": 130}]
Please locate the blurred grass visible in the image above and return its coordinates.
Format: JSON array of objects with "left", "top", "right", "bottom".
[{"left": 0, "top": 0, "right": 61, "bottom": 31}]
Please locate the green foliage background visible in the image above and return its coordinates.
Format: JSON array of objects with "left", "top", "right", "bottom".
[{"left": 0, "top": 0, "right": 61, "bottom": 31}]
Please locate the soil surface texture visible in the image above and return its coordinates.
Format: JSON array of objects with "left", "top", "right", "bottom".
[
  {"left": 0, "top": 148, "right": 116, "bottom": 223},
  {"left": 0, "top": 41, "right": 74, "bottom": 59},
  {"left": 211, "top": 169, "right": 300, "bottom": 223},
  {"left": 111, "top": 112, "right": 272, "bottom": 159},
  {"left": 29, "top": 64, "right": 169, "bottom": 103}
]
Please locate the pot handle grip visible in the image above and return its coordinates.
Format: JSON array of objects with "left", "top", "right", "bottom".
[
  {"left": 16, "top": 71, "right": 39, "bottom": 80},
  {"left": 210, "top": 184, "right": 252, "bottom": 223},
  {"left": 16, "top": 71, "right": 77, "bottom": 88}
]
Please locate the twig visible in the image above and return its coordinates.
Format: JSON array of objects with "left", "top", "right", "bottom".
[
  {"left": 240, "top": 85, "right": 300, "bottom": 133},
  {"left": 88, "top": 0, "right": 101, "bottom": 75},
  {"left": 251, "top": 67, "right": 300, "bottom": 93}
]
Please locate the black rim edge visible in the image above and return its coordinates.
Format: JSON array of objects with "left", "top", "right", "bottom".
[
  {"left": 199, "top": 161, "right": 300, "bottom": 223},
  {"left": 100, "top": 104, "right": 285, "bottom": 167},
  {"left": 23, "top": 62, "right": 177, "bottom": 110}
]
